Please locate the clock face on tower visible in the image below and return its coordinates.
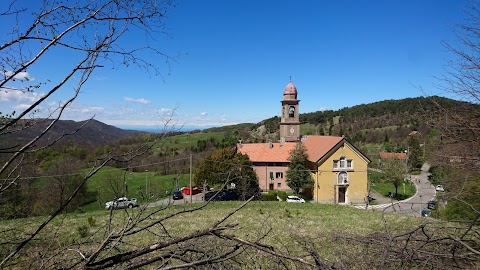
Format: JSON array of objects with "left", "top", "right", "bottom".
[{"left": 290, "top": 128, "right": 295, "bottom": 134}]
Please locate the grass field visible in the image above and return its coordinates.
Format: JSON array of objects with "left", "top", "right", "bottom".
[
  {"left": 371, "top": 182, "right": 416, "bottom": 200},
  {"left": 369, "top": 170, "right": 416, "bottom": 200},
  {"left": 152, "top": 132, "right": 224, "bottom": 155},
  {"left": 300, "top": 123, "right": 318, "bottom": 135},
  {"left": 1, "top": 201, "right": 421, "bottom": 269}
]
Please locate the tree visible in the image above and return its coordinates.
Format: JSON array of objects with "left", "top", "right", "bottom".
[
  {"left": 381, "top": 157, "right": 405, "bottom": 196},
  {"left": 0, "top": 0, "right": 176, "bottom": 267},
  {"left": 286, "top": 142, "right": 313, "bottom": 194},
  {"left": 195, "top": 147, "right": 260, "bottom": 200},
  {"left": 407, "top": 135, "right": 422, "bottom": 170},
  {"left": 375, "top": 2, "right": 480, "bottom": 267},
  {"left": 426, "top": 1, "right": 480, "bottom": 222},
  {"left": 42, "top": 157, "right": 89, "bottom": 213}
]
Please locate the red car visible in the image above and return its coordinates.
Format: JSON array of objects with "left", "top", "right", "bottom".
[{"left": 182, "top": 186, "right": 201, "bottom": 195}]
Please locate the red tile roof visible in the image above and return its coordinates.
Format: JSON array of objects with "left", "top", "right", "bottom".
[
  {"left": 302, "top": 136, "right": 344, "bottom": 162},
  {"left": 237, "top": 142, "right": 297, "bottom": 162},
  {"left": 379, "top": 152, "right": 407, "bottom": 160},
  {"left": 237, "top": 136, "right": 344, "bottom": 163}
]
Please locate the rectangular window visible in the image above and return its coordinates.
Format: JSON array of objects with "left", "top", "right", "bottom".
[
  {"left": 333, "top": 161, "right": 339, "bottom": 169},
  {"left": 333, "top": 158, "right": 353, "bottom": 169},
  {"left": 276, "top": 172, "right": 283, "bottom": 178},
  {"left": 277, "top": 183, "right": 282, "bottom": 188}
]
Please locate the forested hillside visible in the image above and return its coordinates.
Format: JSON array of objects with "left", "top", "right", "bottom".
[
  {"left": 0, "top": 118, "right": 138, "bottom": 147},
  {"left": 236, "top": 96, "right": 474, "bottom": 147}
]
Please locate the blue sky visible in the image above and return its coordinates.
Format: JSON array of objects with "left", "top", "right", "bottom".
[{"left": 0, "top": 0, "right": 470, "bottom": 130}]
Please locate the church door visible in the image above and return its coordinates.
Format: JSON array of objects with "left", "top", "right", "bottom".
[{"left": 338, "top": 187, "right": 346, "bottom": 203}]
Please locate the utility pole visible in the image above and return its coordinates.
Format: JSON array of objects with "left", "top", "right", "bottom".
[
  {"left": 189, "top": 154, "right": 192, "bottom": 204},
  {"left": 145, "top": 169, "right": 149, "bottom": 200}
]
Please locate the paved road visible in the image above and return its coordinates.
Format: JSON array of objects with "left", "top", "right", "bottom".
[
  {"left": 147, "top": 193, "right": 204, "bottom": 208},
  {"left": 355, "top": 163, "right": 437, "bottom": 217}
]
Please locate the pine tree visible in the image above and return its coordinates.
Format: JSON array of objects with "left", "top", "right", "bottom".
[
  {"left": 407, "top": 135, "right": 422, "bottom": 170},
  {"left": 286, "top": 142, "right": 313, "bottom": 194}
]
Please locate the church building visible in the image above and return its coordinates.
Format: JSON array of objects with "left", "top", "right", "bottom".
[{"left": 237, "top": 81, "right": 370, "bottom": 204}]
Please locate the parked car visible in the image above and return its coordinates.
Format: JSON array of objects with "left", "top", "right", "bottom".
[
  {"left": 435, "top": 185, "right": 444, "bottom": 192},
  {"left": 204, "top": 190, "right": 238, "bottom": 201},
  {"left": 286, "top": 195, "right": 305, "bottom": 203},
  {"left": 105, "top": 197, "right": 138, "bottom": 210},
  {"left": 421, "top": 209, "right": 431, "bottom": 217},
  {"left": 173, "top": 190, "right": 183, "bottom": 200},
  {"left": 182, "top": 186, "right": 202, "bottom": 195},
  {"left": 427, "top": 200, "right": 437, "bottom": 210}
]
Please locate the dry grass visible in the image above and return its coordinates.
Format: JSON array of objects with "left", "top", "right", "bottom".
[{"left": 0, "top": 201, "right": 422, "bottom": 269}]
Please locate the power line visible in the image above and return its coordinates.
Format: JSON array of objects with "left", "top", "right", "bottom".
[{"left": 0, "top": 157, "right": 191, "bottom": 181}]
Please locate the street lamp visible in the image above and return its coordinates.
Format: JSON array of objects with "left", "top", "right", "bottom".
[
  {"left": 419, "top": 194, "right": 423, "bottom": 217},
  {"left": 404, "top": 148, "right": 410, "bottom": 181}
]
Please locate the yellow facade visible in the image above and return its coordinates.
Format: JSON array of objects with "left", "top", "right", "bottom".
[{"left": 311, "top": 142, "right": 369, "bottom": 204}]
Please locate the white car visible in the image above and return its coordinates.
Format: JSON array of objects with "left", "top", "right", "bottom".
[
  {"left": 286, "top": 195, "right": 305, "bottom": 203},
  {"left": 106, "top": 197, "right": 138, "bottom": 210},
  {"left": 435, "top": 185, "right": 444, "bottom": 192}
]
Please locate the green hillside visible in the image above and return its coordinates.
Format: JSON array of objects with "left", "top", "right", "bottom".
[
  {"left": 81, "top": 167, "right": 192, "bottom": 211},
  {"left": 152, "top": 132, "right": 225, "bottom": 155},
  {"left": 0, "top": 201, "right": 426, "bottom": 269}
]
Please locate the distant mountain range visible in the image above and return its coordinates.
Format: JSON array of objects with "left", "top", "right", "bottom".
[
  {"left": 116, "top": 125, "right": 219, "bottom": 133},
  {"left": 1, "top": 119, "right": 138, "bottom": 147},
  {"left": 2, "top": 96, "right": 475, "bottom": 148}
]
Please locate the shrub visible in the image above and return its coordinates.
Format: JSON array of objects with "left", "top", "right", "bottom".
[
  {"left": 260, "top": 192, "right": 277, "bottom": 201},
  {"left": 277, "top": 191, "right": 288, "bottom": 201},
  {"left": 87, "top": 216, "right": 96, "bottom": 227},
  {"left": 77, "top": 225, "right": 88, "bottom": 238}
]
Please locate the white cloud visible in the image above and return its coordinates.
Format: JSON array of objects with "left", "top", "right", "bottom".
[
  {"left": 66, "top": 105, "right": 104, "bottom": 114},
  {"left": 0, "top": 89, "right": 44, "bottom": 103},
  {"left": 158, "top": 108, "right": 173, "bottom": 116},
  {"left": 123, "top": 97, "right": 150, "bottom": 104},
  {"left": 14, "top": 104, "right": 32, "bottom": 110},
  {"left": 94, "top": 108, "right": 249, "bottom": 128},
  {"left": 318, "top": 106, "right": 329, "bottom": 111},
  {"left": 51, "top": 104, "right": 106, "bottom": 120},
  {"left": 103, "top": 119, "right": 160, "bottom": 126},
  {"left": 4, "top": 71, "right": 34, "bottom": 81}
]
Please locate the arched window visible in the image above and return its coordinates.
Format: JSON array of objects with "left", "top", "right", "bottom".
[
  {"left": 289, "top": 106, "right": 295, "bottom": 118},
  {"left": 338, "top": 172, "right": 348, "bottom": 185},
  {"left": 339, "top": 156, "right": 345, "bottom": 168},
  {"left": 333, "top": 156, "right": 353, "bottom": 170}
]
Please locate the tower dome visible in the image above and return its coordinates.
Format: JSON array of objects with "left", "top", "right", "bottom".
[{"left": 283, "top": 81, "right": 297, "bottom": 95}]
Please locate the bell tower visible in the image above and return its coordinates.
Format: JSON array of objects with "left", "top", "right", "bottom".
[{"left": 279, "top": 81, "right": 300, "bottom": 142}]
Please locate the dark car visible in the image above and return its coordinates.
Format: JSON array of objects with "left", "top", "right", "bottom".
[
  {"left": 173, "top": 190, "right": 183, "bottom": 200},
  {"left": 427, "top": 200, "right": 437, "bottom": 210},
  {"left": 218, "top": 190, "right": 238, "bottom": 201},
  {"left": 421, "top": 209, "right": 431, "bottom": 217},
  {"left": 204, "top": 190, "right": 238, "bottom": 201}
]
